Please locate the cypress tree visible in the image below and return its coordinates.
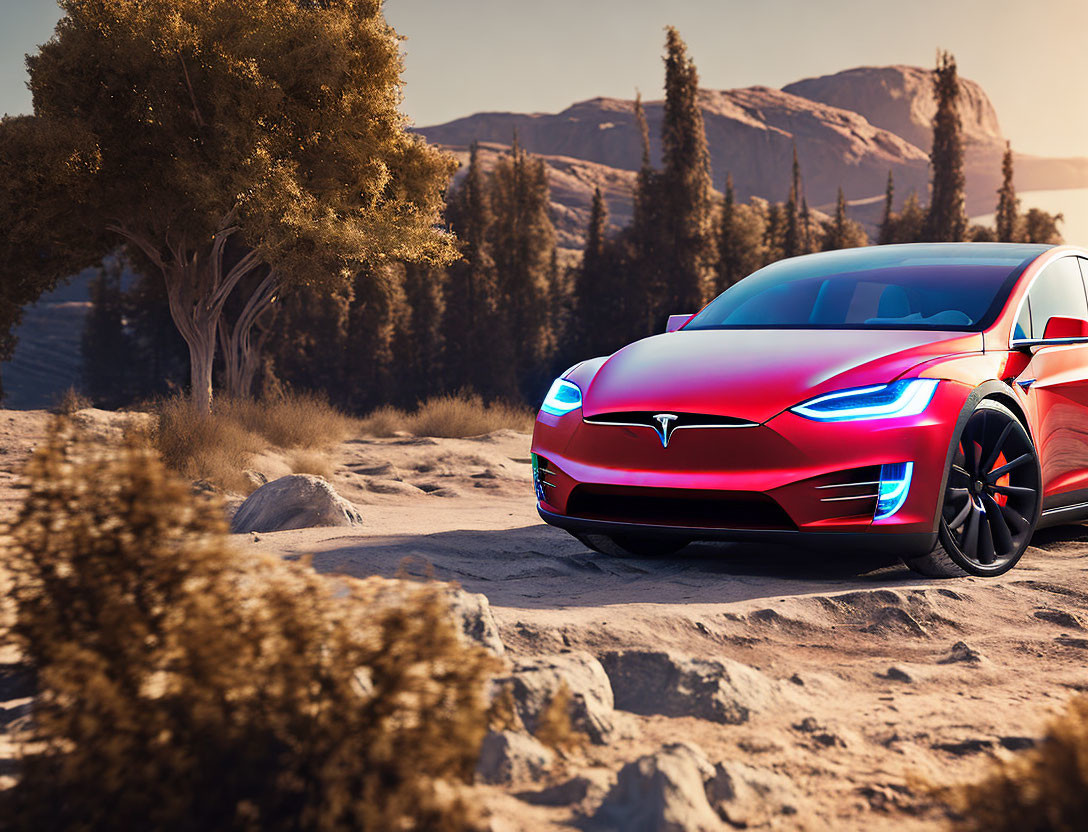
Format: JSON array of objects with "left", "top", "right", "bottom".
[
  {"left": 878, "top": 170, "right": 896, "bottom": 245},
  {"left": 442, "top": 142, "right": 498, "bottom": 396},
  {"left": 894, "top": 192, "right": 927, "bottom": 243},
  {"left": 574, "top": 187, "right": 608, "bottom": 348},
  {"left": 658, "top": 27, "right": 716, "bottom": 316},
  {"left": 489, "top": 136, "right": 557, "bottom": 396},
  {"left": 630, "top": 92, "right": 663, "bottom": 338},
  {"left": 824, "top": 188, "right": 849, "bottom": 250},
  {"left": 344, "top": 265, "right": 403, "bottom": 412},
  {"left": 925, "top": 51, "right": 968, "bottom": 242},
  {"left": 996, "top": 141, "right": 1020, "bottom": 242},
  {"left": 764, "top": 202, "right": 784, "bottom": 263},
  {"left": 398, "top": 261, "right": 445, "bottom": 404},
  {"left": 800, "top": 196, "right": 813, "bottom": 254},
  {"left": 783, "top": 144, "right": 802, "bottom": 258}
]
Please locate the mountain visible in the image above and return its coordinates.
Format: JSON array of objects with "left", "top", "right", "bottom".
[{"left": 417, "top": 65, "right": 1088, "bottom": 250}]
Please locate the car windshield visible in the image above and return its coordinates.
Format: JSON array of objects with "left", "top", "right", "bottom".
[{"left": 686, "top": 243, "right": 1049, "bottom": 332}]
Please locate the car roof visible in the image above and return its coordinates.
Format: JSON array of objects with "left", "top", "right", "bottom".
[{"left": 782, "top": 242, "right": 1053, "bottom": 269}]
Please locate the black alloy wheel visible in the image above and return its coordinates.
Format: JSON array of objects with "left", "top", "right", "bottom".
[{"left": 904, "top": 399, "right": 1041, "bottom": 578}]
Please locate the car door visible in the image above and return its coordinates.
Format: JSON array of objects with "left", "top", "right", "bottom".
[{"left": 1016, "top": 255, "right": 1088, "bottom": 509}]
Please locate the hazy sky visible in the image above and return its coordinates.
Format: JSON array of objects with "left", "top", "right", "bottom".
[{"left": 4, "top": 0, "right": 1087, "bottom": 159}]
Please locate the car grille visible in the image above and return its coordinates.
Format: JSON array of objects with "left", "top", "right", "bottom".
[
  {"left": 532, "top": 454, "right": 558, "bottom": 502},
  {"left": 566, "top": 484, "right": 795, "bottom": 530},
  {"left": 583, "top": 411, "right": 758, "bottom": 429}
]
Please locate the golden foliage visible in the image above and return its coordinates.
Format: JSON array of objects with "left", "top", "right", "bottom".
[
  {"left": 2, "top": 420, "right": 496, "bottom": 830},
  {"left": 937, "top": 697, "right": 1088, "bottom": 831},
  {"left": 532, "top": 682, "right": 588, "bottom": 755},
  {"left": 154, "top": 392, "right": 355, "bottom": 493},
  {"left": 359, "top": 392, "right": 534, "bottom": 439}
]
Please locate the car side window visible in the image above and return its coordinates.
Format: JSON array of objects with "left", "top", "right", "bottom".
[
  {"left": 1014, "top": 296, "right": 1032, "bottom": 340},
  {"left": 1027, "top": 257, "right": 1088, "bottom": 339}
]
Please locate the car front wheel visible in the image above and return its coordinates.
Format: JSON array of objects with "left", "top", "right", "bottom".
[{"left": 902, "top": 399, "right": 1041, "bottom": 578}]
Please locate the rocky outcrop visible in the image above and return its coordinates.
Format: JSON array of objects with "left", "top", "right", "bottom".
[
  {"left": 783, "top": 64, "right": 1003, "bottom": 153},
  {"left": 230, "top": 474, "right": 362, "bottom": 533},
  {"left": 599, "top": 650, "right": 783, "bottom": 725},
  {"left": 475, "top": 730, "right": 555, "bottom": 785},
  {"left": 592, "top": 743, "right": 799, "bottom": 831},
  {"left": 494, "top": 651, "right": 615, "bottom": 744},
  {"left": 443, "top": 586, "right": 505, "bottom": 657}
]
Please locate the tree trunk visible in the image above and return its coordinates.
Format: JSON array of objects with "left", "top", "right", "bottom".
[
  {"left": 109, "top": 215, "right": 264, "bottom": 413},
  {"left": 218, "top": 271, "right": 278, "bottom": 400}
]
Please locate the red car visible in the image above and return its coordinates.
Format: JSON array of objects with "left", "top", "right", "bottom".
[{"left": 532, "top": 243, "right": 1088, "bottom": 578}]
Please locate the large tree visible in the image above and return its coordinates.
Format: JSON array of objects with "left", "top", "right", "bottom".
[
  {"left": 783, "top": 144, "right": 803, "bottom": 258},
  {"left": 657, "top": 27, "right": 716, "bottom": 316},
  {"left": 925, "top": 51, "right": 968, "bottom": 242},
  {"left": 489, "top": 137, "right": 557, "bottom": 396},
  {"left": 878, "top": 171, "right": 896, "bottom": 245},
  {"left": 1, "top": 0, "right": 455, "bottom": 411}
]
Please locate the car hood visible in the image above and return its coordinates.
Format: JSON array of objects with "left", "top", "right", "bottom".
[{"left": 580, "top": 329, "right": 982, "bottom": 424}]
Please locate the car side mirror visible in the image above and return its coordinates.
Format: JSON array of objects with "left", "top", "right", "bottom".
[
  {"left": 666, "top": 314, "right": 694, "bottom": 333},
  {"left": 1043, "top": 316, "right": 1088, "bottom": 340}
]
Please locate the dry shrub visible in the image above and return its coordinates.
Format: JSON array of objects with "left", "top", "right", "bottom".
[
  {"left": 937, "top": 696, "right": 1088, "bottom": 830},
  {"left": 286, "top": 447, "right": 335, "bottom": 480},
  {"left": 358, "top": 404, "right": 407, "bottom": 438},
  {"left": 154, "top": 393, "right": 355, "bottom": 493},
  {"left": 52, "top": 386, "right": 91, "bottom": 415},
  {"left": 2, "top": 421, "right": 497, "bottom": 831},
  {"left": 406, "top": 393, "right": 534, "bottom": 438},
  {"left": 532, "top": 682, "right": 588, "bottom": 755}
]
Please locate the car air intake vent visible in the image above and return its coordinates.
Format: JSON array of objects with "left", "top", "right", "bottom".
[
  {"left": 813, "top": 465, "right": 881, "bottom": 518},
  {"left": 583, "top": 412, "right": 757, "bottom": 428},
  {"left": 532, "top": 453, "right": 558, "bottom": 502},
  {"left": 566, "top": 485, "right": 795, "bottom": 530}
]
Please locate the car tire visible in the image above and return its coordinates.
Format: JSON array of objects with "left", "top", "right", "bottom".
[
  {"left": 572, "top": 532, "right": 689, "bottom": 558},
  {"left": 902, "top": 399, "right": 1041, "bottom": 578}
]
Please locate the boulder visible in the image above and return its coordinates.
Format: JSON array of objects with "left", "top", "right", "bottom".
[
  {"left": 705, "top": 760, "right": 799, "bottom": 827},
  {"left": 496, "top": 651, "right": 614, "bottom": 744},
  {"left": 592, "top": 743, "right": 722, "bottom": 832},
  {"left": 518, "top": 770, "right": 614, "bottom": 807},
  {"left": 599, "top": 650, "right": 779, "bottom": 725},
  {"left": 230, "top": 474, "right": 362, "bottom": 533},
  {"left": 443, "top": 586, "right": 505, "bottom": 657},
  {"left": 475, "top": 730, "right": 556, "bottom": 785}
]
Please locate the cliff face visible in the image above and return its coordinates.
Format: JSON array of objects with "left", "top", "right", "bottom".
[
  {"left": 417, "top": 65, "right": 1088, "bottom": 250},
  {"left": 783, "top": 65, "right": 1004, "bottom": 153}
]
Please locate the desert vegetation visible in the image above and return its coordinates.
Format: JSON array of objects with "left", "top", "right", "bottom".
[
  {"left": 935, "top": 696, "right": 1088, "bottom": 831},
  {"left": 1, "top": 420, "right": 498, "bottom": 831},
  {"left": 152, "top": 392, "right": 356, "bottom": 494},
  {"left": 358, "top": 392, "right": 534, "bottom": 439}
]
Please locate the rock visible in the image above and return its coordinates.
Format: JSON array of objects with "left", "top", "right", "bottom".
[
  {"left": 592, "top": 742, "right": 722, "bottom": 832},
  {"left": 517, "top": 770, "right": 614, "bottom": 807},
  {"left": 882, "top": 666, "right": 914, "bottom": 683},
  {"left": 862, "top": 606, "right": 928, "bottom": 638},
  {"left": 599, "top": 650, "right": 780, "bottom": 725},
  {"left": 1034, "top": 609, "right": 1085, "bottom": 629},
  {"left": 365, "top": 478, "right": 422, "bottom": 496},
  {"left": 475, "top": 730, "right": 556, "bottom": 785},
  {"left": 496, "top": 651, "right": 614, "bottom": 744},
  {"left": 933, "top": 738, "right": 994, "bottom": 756},
  {"left": 999, "top": 736, "right": 1037, "bottom": 751},
  {"left": 443, "top": 586, "right": 505, "bottom": 656},
  {"left": 939, "top": 641, "right": 987, "bottom": 665},
  {"left": 230, "top": 474, "right": 362, "bottom": 533},
  {"left": 705, "top": 760, "right": 799, "bottom": 827}
]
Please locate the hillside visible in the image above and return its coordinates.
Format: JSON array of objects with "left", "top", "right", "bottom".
[{"left": 418, "top": 65, "right": 1088, "bottom": 249}]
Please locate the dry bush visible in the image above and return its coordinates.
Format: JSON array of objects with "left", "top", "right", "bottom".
[
  {"left": 533, "top": 682, "right": 588, "bottom": 755},
  {"left": 357, "top": 404, "right": 407, "bottom": 438},
  {"left": 406, "top": 393, "right": 534, "bottom": 438},
  {"left": 154, "top": 396, "right": 264, "bottom": 493},
  {"left": 52, "top": 386, "right": 91, "bottom": 415},
  {"left": 217, "top": 393, "right": 357, "bottom": 449},
  {"left": 2, "top": 421, "right": 497, "bottom": 831},
  {"left": 937, "top": 696, "right": 1088, "bottom": 830},
  {"left": 154, "top": 393, "right": 355, "bottom": 493},
  {"left": 285, "top": 447, "right": 335, "bottom": 480}
]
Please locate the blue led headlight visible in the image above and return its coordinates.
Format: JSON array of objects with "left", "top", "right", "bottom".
[
  {"left": 541, "top": 378, "right": 582, "bottom": 416},
  {"left": 791, "top": 379, "right": 939, "bottom": 422},
  {"left": 875, "top": 462, "right": 913, "bottom": 520}
]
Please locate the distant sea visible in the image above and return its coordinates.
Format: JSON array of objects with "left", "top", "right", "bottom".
[{"left": 971, "top": 188, "right": 1088, "bottom": 247}]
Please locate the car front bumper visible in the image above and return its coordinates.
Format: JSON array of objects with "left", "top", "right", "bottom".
[{"left": 530, "top": 379, "right": 971, "bottom": 551}]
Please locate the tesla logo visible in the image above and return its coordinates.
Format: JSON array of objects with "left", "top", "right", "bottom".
[{"left": 652, "top": 413, "right": 679, "bottom": 448}]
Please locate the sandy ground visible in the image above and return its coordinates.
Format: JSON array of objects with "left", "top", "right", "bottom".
[{"left": 4, "top": 409, "right": 1088, "bottom": 829}]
